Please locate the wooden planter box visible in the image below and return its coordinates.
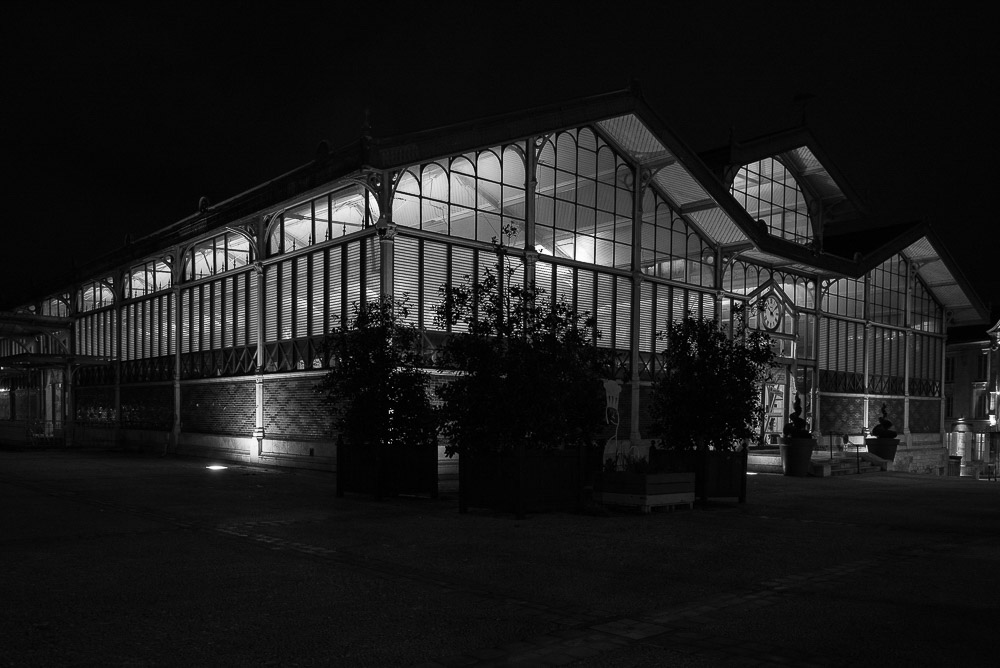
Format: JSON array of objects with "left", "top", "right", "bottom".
[
  {"left": 865, "top": 438, "right": 899, "bottom": 461},
  {"left": 598, "top": 472, "right": 695, "bottom": 513},
  {"left": 650, "top": 448, "right": 749, "bottom": 503},
  {"left": 337, "top": 440, "right": 438, "bottom": 498}
]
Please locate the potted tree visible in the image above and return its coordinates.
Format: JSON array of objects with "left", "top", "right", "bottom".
[
  {"left": 648, "top": 312, "right": 776, "bottom": 502},
  {"left": 435, "top": 231, "right": 607, "bottom": 516},
  {"left": 317, "top": 296, "right": 439, "bottom": 499},
  {"left": 865, "top": 403, "right": 899, "bottom": 461},
  {"left": 780, "top": 395, "right": 816, "bottom": 476}
]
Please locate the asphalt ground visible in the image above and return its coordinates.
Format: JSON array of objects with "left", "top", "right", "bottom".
[{"left": 1, "top": 447, "right": 998, "bottom": 667}]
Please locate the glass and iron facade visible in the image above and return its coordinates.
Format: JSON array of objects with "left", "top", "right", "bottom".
[{"left": 0, "top": 92, "right": 980, "bottom": 472}]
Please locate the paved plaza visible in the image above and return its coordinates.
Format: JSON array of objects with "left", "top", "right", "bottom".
[{"left": 1, "top": 446, "right": 997, "bottom": 667}]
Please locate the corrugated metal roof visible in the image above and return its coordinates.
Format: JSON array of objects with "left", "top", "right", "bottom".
[
  {"left": 652, "top": 163, "right": 709, "bottom": 207},
  {"left": 596, "top": 115, "right": 672, "bottom": 162},
  {"left": 783, "top": 146, "right": 845, "bottom": 205},
  {"left": 897, "top": 238, "right": 982, "bottom": 324},
  {"left": 686, "top": 208, "right": 747, "bottom": 246}
]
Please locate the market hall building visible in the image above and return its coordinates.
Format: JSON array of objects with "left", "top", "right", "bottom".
[{"left": 0, "top": 90, "right": 989, "bottom": 475}]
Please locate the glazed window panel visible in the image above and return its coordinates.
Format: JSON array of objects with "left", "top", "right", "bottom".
[
  {"left": 773, "top": 272, "right": 814, "bottom": 310},
  {"left": 393, "top": 171, "right": 421, "bottom": 228},
  {"left": 535, "top": 129, "right": 632, "bottom": 268},
  {"left": 869, "top": 325, "right": 905, "bottom": 394},
  {"left": 723, "top": 261, "right": 762, "bottom": 296},
  {"left": 819, "top": 317, "right": 864, "bottom": 374},
  {"left": 911, "top": 333, "right": 942, "bottom": 396},
  {"left": 187, "top": 242, "right": 214, "bottom": 280},
  {"left": 912, "top": 275, "right": 942, "bottom": 333},
  {"left": 641, "top": 194, "right": 711, "bottom": 286},
  {"left": 869, "top": 256, "right": 907, "bottom": 326},
  {"left": 822, "top": 277, "right": 864, "bottom": 319}
]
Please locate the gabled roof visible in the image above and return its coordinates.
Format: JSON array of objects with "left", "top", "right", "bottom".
[{"left": 824, "top": 220, "right": 988, "bottom": 326}]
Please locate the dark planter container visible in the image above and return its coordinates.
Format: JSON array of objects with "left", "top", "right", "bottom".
[
  {"left": 460, "top": 446, "right": 601, "bottom": 514},
  {"left": 336, "top": 439, "right": 438, "bottom": 498},
  {"left": 598, "top": 471, "right": 695, "bottom": 513},
  {"left": 651, "top": 448, "right": 749, "bottom": 502},
  {"left": 865, "top": 437, "right": 899, "bottom": 461},
  {"left": 779, "top": 438, "right": 816, "bottom": 477}
]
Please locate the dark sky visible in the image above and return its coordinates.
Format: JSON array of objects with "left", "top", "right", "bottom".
[{"left": 2, "top": 3, "right": 996, "bottom": 317}]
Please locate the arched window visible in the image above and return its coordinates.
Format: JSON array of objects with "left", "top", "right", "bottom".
[
  {"left": 268, "top": 184, "right": 379, "bottom": 256},
  {"left": 126, "top": 259, "right": 172, "bottom": 298},
  {"left": 40, "top": 296, "right": 70, "bottom": 317},
  {"left": 731, "top": 157, "right": 813, "bottom": 244},
  {"left": 182, "top": 231, "right": 252, "bottom": 281},
  {"left": 77, "top": 278, "right": 115, "bottom": 312},
  {"left": 392, "top": 145, "right": 526, "bottom": 245}
]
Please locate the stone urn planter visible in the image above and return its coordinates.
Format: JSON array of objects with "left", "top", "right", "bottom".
[
  {"left": 779, "top": 437, "right": 816, "bottom": 476},
  {"left": 865, "top": 437, "right": 899, "bottom": 461},
  {"left": 866, "top": 403, "right": 899, "bottom": 462},
  {"left": 780, "top": 395, "right": 814, "bottom": 477}
]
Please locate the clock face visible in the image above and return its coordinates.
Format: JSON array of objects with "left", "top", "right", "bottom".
[{"left": 761, "top": 295, "right": 781, "bottom": 331}]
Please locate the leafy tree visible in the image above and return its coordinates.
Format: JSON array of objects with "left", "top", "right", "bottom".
[
  {"left": 649, "top": 312, "right": 776, "bottom": 451},
  {"left": 317, "top": 296, "right": 437, "bottom": 455},
  {"left": 434, "top": 248, "right": 606, "bottom": 458}
]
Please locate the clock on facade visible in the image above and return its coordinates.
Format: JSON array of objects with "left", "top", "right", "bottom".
[{"left": 761, "top": 295, "right": 782, "bottom": 331}]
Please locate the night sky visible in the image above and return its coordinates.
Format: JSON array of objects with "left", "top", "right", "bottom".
[{"left": 3, "top": 4, "right": 996, "bottom": 317}]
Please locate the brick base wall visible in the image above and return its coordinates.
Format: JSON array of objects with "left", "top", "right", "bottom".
[
  {"left": 180, "top": 380, "right": 254, "bottom": 435},
  {"left": 867, "top": 397, "right": 904, "bottom": 433},
  {"left": 120, "top": 384, "right": 173, "bottom": 430},
  {"left": 264, "top": 374, "right": 333, "bottom": 441},
  {"left": 909, "top": 398, "right": 942, "bottom": 433},
  {"left": 75, "top": 387, "right": 116, "bottom": 424},
  {"left": 818, "top": 395, "right": 865, "bottom": 435}
]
